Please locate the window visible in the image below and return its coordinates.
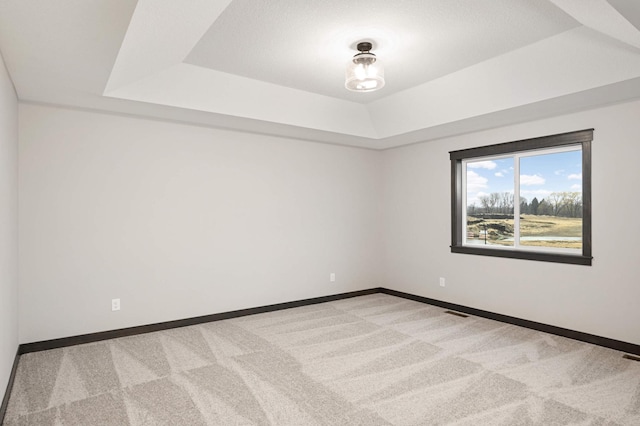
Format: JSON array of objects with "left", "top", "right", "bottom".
[{"left": 450, "top": 129, "right": 592, "bottom": 265}]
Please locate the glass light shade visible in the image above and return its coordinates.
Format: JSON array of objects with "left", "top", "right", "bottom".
[{"left": 345, "top": 53, "right": 385, "bottom": 92}]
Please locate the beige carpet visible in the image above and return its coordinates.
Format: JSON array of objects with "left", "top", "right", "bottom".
[{"left": 3, "top": 293, "right": 640, "bottom": 425}]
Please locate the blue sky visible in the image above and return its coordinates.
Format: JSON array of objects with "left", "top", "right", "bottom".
[{"left": 465, "top": 150, "right": 582, "bottom": 207}]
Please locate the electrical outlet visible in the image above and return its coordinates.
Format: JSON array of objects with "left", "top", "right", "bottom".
[
  {"left": 439, "top": 277, "right": 446, "bottom": 287},
  {"left": 111, "top": 298, "right": 121, "bottom": 311},
  {"left": 330, "top": 273, "right": 336, "bottom": 282}
]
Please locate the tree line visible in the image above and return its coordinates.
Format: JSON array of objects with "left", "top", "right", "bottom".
[{"left": 468, "top": 191, "right": 582, "bottom": 218}]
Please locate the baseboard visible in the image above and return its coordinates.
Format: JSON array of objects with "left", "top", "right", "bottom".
[
  {"left": 0, "top": 348, "right": 21, "bottom": 424},
  {"left": 19, "top": 288, "right": 382, "bottom": 354},
  {"left": 5, "top": 285, "right": 639, "bottom": 421},
  {"left": 380, "top": 288, "right": 640, "bottom": 356},
  {"left": 14, "top": 285, "right": 640, "bottom": 363}
]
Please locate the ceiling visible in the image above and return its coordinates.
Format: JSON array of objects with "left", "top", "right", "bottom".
[{"left": 1, "top": 0, "right": 640, "bottom": 149}]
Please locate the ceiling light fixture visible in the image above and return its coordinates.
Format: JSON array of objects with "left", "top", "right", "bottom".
[{"left": 345, "top": 42, "right": 385, "bottom": 92}]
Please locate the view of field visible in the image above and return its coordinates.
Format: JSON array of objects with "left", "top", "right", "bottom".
[
  {"left": 466, "top": 214, "right": 582, "bottom": 249},
  {"left": 464, "top": 148, "right": 584, "bottom": 251}
]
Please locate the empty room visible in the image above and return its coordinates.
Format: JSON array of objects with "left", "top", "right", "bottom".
[{"left": 1, "top": 1, "right": 639, "bottom": 424}]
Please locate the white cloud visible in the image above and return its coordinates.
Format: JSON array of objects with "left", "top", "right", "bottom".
[
  {"left": 571, "top": 184, "right": 582, "bottom": 191},
  {"left": 568, "top": 173, "right": 582, "bottom": 180},
  {"left": 520, "top": 174, "right": 545, "bottom": 185},
  {"left": 554, "top": 169, "right": 565, "bottom": 176},
  {"left": 495, "top": 172, "right": 504, "bottom": 177},
  {"left": 466, "top": 170, "right": 488, "bottom": 193},
  {"left": 468, "top": 160, "right": 497, "bottom": 170}
]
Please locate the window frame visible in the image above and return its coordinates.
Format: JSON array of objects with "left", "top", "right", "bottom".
[{"left": 450, "top": 129, "right": 593, "bottom": 266}]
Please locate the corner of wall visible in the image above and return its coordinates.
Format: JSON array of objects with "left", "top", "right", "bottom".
[{"left": 0, "top": 47, "right": 19, "bottom": 409}]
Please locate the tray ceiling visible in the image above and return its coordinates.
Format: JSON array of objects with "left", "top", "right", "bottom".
[{"left": 1, "top": 0, "right": 640, "bottom": 149}]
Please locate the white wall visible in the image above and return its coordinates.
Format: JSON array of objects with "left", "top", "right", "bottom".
[
  {"left": 383, "top": 99, "right": 640, "bottom": 346},
  {"left": 19, "top": 104, "right": 383, "bottom": 343},
  {"left": 0, "top": 51, "right": 18, "bottom": 396},
  {"left": 17, "top": 98, "right": 640, "bottom": 347}
]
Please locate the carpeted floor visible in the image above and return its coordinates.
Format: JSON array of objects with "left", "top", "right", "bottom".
[{"left": 3, "top": 293, "right": 640, "bottom": 425}]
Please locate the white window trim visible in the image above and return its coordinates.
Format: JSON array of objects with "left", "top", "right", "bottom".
[
  {"left": 449, "top": 129, "right": 593, "bottom": 266},
  {"left": 461, "top": 145, "right": 582, "bottom": 255}
]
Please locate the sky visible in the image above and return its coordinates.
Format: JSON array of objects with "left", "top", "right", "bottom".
[{"left": 465, "top": 149, "right": 582, "bottom": 207}]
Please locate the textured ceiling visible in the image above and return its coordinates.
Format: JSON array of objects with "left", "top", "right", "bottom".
[
  {"left": 184, "top": 0, "right": 579, "bottom": 102},
  {"left": 1, "top": 0, "right": 640, "bottom": 149}
]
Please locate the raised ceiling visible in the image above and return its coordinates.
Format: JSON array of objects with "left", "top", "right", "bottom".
[
  {"left": 1, "top": 0, "right": 640, "bottom": 149},
  {"left": 184, "top": 0, "right": 579, "bottom": 103}
]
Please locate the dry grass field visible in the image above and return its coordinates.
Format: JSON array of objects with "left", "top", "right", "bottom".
[
  {"left": 467, "top": 214, "right": 582, "bottom": 249},
  {"left": 519, "top": 215, "right": 582, "bottom": 237}
]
